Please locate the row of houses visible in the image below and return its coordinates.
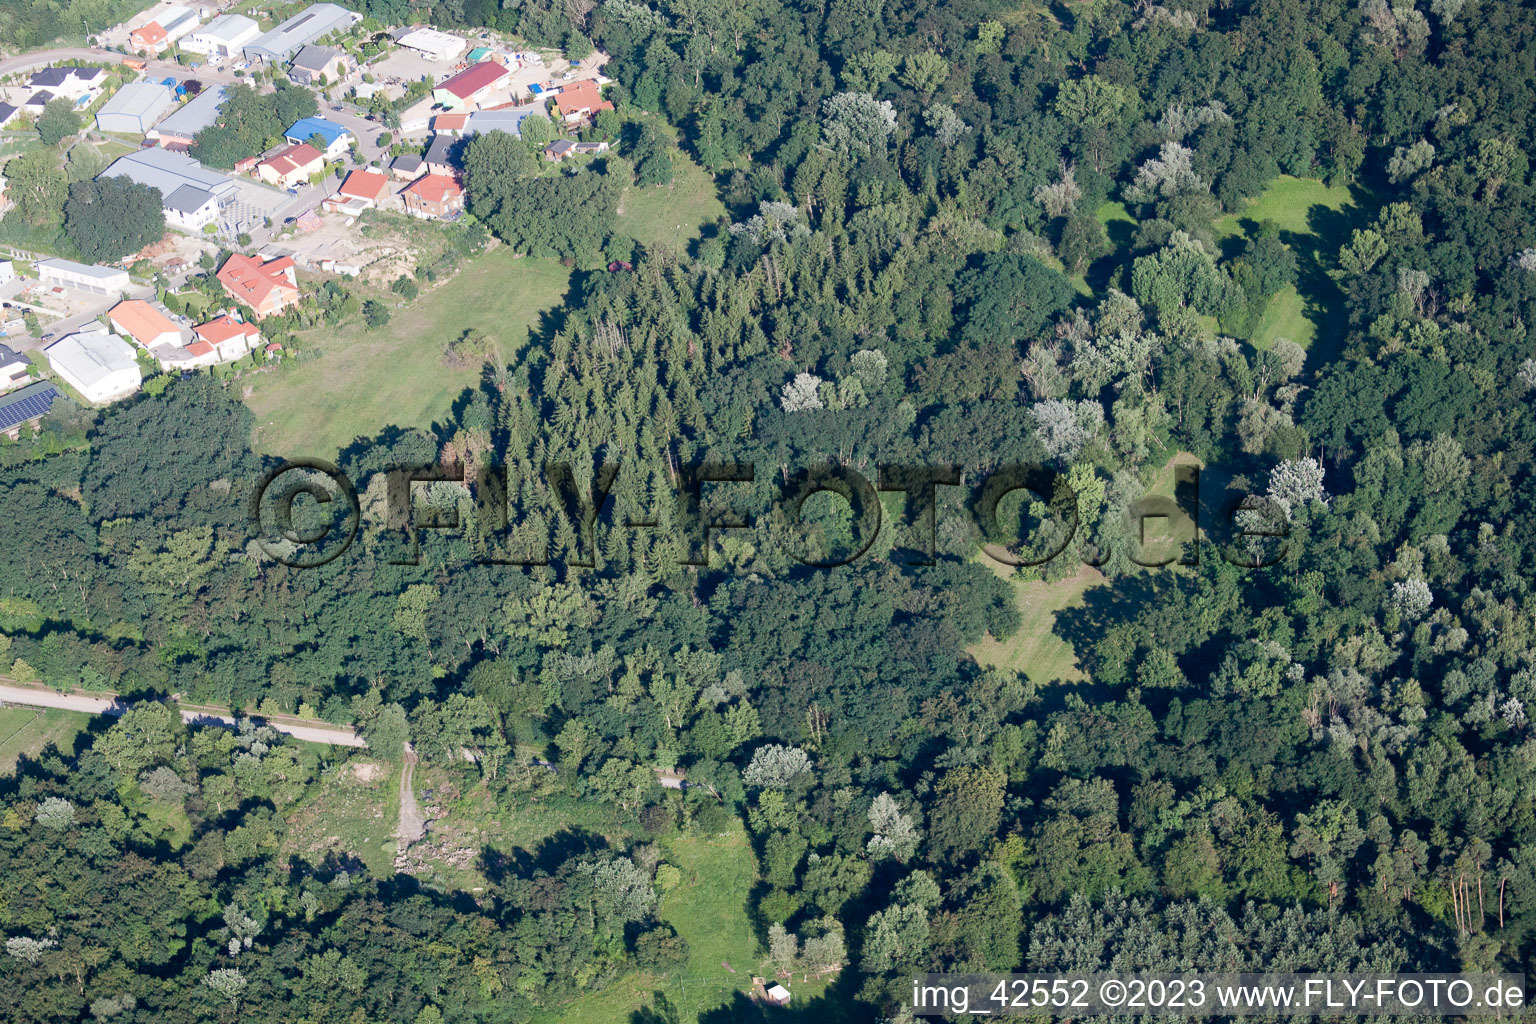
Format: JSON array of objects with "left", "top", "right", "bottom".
[
  {"left": 108, "top": 299, "right": 262, "bottom": 368},
  {"left": 0, "top": 65, "right": 107, "bottom": 129},
  {"left": 125, "top": 2, "right": 361, "bottom": 64},
  {"left": 95, "top": 107, "right": 356, "bottom": 230},
  {"left": 27, "top": 285, "right": 273, "bottom": 409},
  {"left": 372, "top": 77, "right": 615, "bottom": 223}
]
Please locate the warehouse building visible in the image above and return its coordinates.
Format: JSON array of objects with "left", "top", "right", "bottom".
[
  {"left": 158, "top": 6, "right": 201, "bottom": 44},
  {"left": 95, "top": 81, "right": 176, "bottom": 134},
  {"left": 243, "top": 3, "right": 361, "bottom": 64},
  {"left": 100, "top": 147, "right": 239, "bottom": 203},
  {"left": 182, "top": 15, "right": 261, "bottom": 57},
  {"left": 36, "top": 259, "right": 131, "bottom": 296},
  {"left": 46, "top": 329, "right": 141, "bottom": 405},
  {"left": 398, "top": 27, "right": 467, "bottom": 63},
  {"left": 147, "top": 86, "right": 227, "bottom": 147},
  {"left": 99, "top": 148, "right": 237, "bottom": 231}
]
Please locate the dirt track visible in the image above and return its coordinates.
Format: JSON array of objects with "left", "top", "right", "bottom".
[
  {"left": 0, "top": 681, "right": 366, "bottom": 747},
  {"left": 395, "top": 745, "right": 426, "bottom": 845}
]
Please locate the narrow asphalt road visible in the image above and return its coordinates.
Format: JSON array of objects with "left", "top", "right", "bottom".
[
  {"left": 0, "top": 47, "right": 238, "bottom": 84},
  {"left": 0, "top": 681, "right": 366, "bottom": 747}
]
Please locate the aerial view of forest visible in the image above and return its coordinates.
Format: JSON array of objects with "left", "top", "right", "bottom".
[{"left": 2, "top": 0, "right": 1535, "bottom": 1020}]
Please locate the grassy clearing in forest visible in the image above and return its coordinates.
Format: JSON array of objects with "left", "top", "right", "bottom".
[
  {"left": 613, "top": 134, "right": 725, "bottom": 251},
  {"left": 281, "top": 758, "right": 401, "bottom": 877},
  {"left": 546, "top": 826, "right": 812, "bottom": 1024},
  {"left": 0, "top": 707, "right": 91, "bottom": 773},
  {"left": 971, "top": 564, "right": 1102, "bottom": 684},
  {"left": 244, "top": 251, "right": 571, "bottom": 457},
  {"left": 1214, "top": 175, "right": 1365, "bottom": 352}
]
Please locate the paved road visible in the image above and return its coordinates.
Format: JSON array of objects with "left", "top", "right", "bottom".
[
  {"left": 0, "top": 682, "right": 366, "bottom": 747},
  {"left": 36, "top": 285, "right": 156, "bottom": 344},
  {"left": 0, "top": 46, "right": 238, "bottom": 86}
]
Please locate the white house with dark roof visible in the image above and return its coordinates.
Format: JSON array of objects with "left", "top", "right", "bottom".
[
  {"left": 163, "top": 184, "right": 220, "bottom": 231},
  {"left": 0, "top": 342, "right": 32, "bottom": 394},
  {"left": 27, "top": 66, "right": 104, "bottom": 103}
]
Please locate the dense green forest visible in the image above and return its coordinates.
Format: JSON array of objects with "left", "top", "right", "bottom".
[
  {"left": 6, "top": 0, "right": 1536, "bottom": 1020},
  {"left": 0, "top": 0, "right": 152, "bottom": 50}
]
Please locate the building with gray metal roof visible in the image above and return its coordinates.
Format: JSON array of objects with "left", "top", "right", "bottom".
[
  {"left": 242, "top": 4, "right": 361, "bottom": 63},
  {"left": 148, "top": 86, "right": 227, "bottom": 145},
  {"left": 100, "top": 147, "right": 239, "bottom": 203},
  {"left": 95, "top": 81, "right": 176, "bottom": 134},
  {"left": 46, "top": 329, "right": 141, "bottom": 405},
  {"left": 465, "top": 107, "right": 537, "bottom": 137}
]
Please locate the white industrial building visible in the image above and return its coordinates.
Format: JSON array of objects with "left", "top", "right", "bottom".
[
  {"left": 397, "top": 27, "right": 467, "bottom": 63},
  {"left": 243, "top": 3, "right": 361, "bottom": 64},
  {"left": 157, "top": 5, "right": 201, "bottom": 44},
  {"left": 95, "top": 81, "right": 176, "bottom": 134},
  {"left": 36, "top": 259, "right": 130, "bottom": 296},
  {"left": 46, "top": 329, "right": 142, "bottom": 404},
  {"left": 181, "top": 14, "right": 261, "bottom": 57}
]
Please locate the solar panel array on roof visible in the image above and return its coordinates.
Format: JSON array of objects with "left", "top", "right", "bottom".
[{"left": 0, "top": 381, "right": 61, "bottom": 433}]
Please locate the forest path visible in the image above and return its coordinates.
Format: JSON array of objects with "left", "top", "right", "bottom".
[
  {"left": 395, "top": 745, "right": 426, "bottom": 846},
  {"left": 0, "top": 680, "right": 365, "bottom": 746}
]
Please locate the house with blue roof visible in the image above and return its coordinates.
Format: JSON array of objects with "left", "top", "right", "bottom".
[{"left": 284, "top": 116, "right": 352, "bottom": 159}]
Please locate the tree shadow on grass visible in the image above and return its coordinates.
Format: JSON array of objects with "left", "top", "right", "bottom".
[{"left": 480, "top": 824, "right": 610, "bottom": 883}]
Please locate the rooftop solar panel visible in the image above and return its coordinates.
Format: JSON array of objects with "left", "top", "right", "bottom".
[{"left": 0, "top": 382, "right": 61, "bottom": 432}]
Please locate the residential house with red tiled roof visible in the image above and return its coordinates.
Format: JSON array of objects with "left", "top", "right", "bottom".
[
  {"left": 431, "top": 61, "right": 509, "bottom": 110},
  {"left": 216, "top": 254, "right": 299, "bottom": 318},
  {"left": 554, "top": 80, "right": 613, "bottom": 123},
  {"left": 323, "top": 168, "right": 390, "bottom": 214},
  {"left": 129, "top": 21, "right": 169, "bottom": 54},
  {"left": 401, "top": 174, "right": 464, "bottom": 220},
  {"left": 257, "top": 142, "right": 323, "bottom": 189},
  {"left": 190, "top": 315, "right": 261, "bottom": 363},
  {"left": 107, "top": 300, "right": 181, "bottom": 350}
]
